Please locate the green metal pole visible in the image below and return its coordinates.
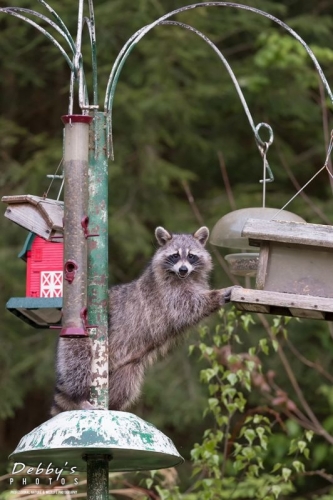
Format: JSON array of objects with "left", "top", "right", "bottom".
[
  {"left": 85, "top": 454, "right": 111, "bottom": 500},
  {"left": 87, "top": 110, "right": 109, "bottom": 408},
  {"left": 86, "top": 112, "right": 110, "bottom": 499}
]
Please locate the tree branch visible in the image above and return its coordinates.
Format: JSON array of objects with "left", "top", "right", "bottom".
[
  {"left": 217, "top": 150, "right": 236, "bottom": 211},
  {"left": 258, "top": 313, "right": 333, "bottom": 446},
  {"left": 285, "top": 336, "right": 333, "bottom": 384}
]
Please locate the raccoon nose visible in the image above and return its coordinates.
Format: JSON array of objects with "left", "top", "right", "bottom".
[{"left": 179, "top": 265, "right": 188, "bottom": 276}]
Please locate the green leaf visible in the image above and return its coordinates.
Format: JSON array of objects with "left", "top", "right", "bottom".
[
  {"left": 233, "top": 334, "right": 242, "bottom": 344},
  {"left": 292, "top": 460, "right": 305, "bottom": 473},
  {"left": 208, "top": 398, "right": 219, "bottom": 410},
  {"left": 282, "top": 467, "right": 292, "bottom": 482},
  {"left": 241, "top": 446, "right": 256, "bottom": 460},
  {"left": 305, "top": 430, "right": 314, "bottom": 442},
  {"left": 298, "top": 440, "right": 307, "bottom": 453},
  {"left": 146, "top": 478, "right": 153, "bottom": 489},
  {"left": 188, "top": 344, "right": 195, "bottom": 356},
  {"left": 259, "top": 338, "right": 269, "bottom": 355},
  {"left": 271, "top": 463, "right": 282, "bottom": 473},
  {"left": 271, "top": 485, "right": 282, "bottom": 499},
  {"left": 248, "top": 464, "right": 259, "bottom": 477},
  {"left": 244, "top": 428, "right": 256, "bottom": 445},
  {"left": 226, "top": 372, "right": 238, "bottom": 386}
]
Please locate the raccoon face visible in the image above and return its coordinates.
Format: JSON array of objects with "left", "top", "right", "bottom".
[{"left": 154, "top": 226, "right": 212, "bottom": 280}]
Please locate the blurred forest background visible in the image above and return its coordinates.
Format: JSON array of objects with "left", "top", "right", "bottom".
[{"left": 1, "top": 0, "right": 333, "bottom": 498}]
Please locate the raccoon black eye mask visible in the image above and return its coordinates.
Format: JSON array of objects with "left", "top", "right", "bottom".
[{"left": 51, "top": 226, "right": 237, "bottom": 415}]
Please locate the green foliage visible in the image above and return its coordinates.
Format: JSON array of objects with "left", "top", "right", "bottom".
[{"left": 150, "top": 310, "right": 332, "bottom": 499}]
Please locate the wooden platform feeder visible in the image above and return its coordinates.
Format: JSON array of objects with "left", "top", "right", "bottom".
[{"left": 230, "top": 218, "right": 333, "bottom": 321}]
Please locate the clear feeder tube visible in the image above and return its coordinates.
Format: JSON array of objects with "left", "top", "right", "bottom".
[{"left": 61, "top": 114, "right": 92, "bottom": 337}]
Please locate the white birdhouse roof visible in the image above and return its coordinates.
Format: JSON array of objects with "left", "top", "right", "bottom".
[{"left": 2, "top": 194, "right": 64, "bottom": 240}]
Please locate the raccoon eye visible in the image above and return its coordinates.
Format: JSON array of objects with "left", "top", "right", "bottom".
[
  {"left": 170, "top": 253, "right": 180, "bottom": 262},
  {"left": 188, "top": 253, "right": 197, "bottom": 263}
]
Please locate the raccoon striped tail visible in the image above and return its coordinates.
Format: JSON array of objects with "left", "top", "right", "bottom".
[
  {"left": 51, "top": 338, "right": 94, "bottom": 416},
  {"left": 50, "top": 386, "right": 96, "bottom": 416}
]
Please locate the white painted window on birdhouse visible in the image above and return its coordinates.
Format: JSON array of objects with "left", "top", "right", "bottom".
[{"left": 40, "top": 271, "right": 63, "bottom": 298}]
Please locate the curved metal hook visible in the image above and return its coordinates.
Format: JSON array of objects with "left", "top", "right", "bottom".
[
  {"left": 37, "top": 0, "right": 75, "bottom": 52},
  {"left": 106, "top": 2, "right": 333, "bottom": 109},
  {"left": 0, "top": 3, "right": 93, "bottom": 114},
  {"left": 0, "top": 7, "right": 73, "bottom": 71},
  {"left": 164, "top": 22, "right": 275, "bottom": 147},
  {"left": 104, "top": 15, "right": 278, "bottom": 168},
  {"left": 255, "top": 123, "right": 274, "bottom": 184},
  {"left": 69, "top": 0, "right": 92, "bottom": 113},
  {"left": 163, "top": 21, "right": 276, "bottom": 185},
  {"left": 105, "top": 2, "right": 333, "bottom": 157},
  {"left": 87, "top": 0, "right": 98, "bottom": 108},
  {"left": 104, "top": 17, "right": 276, "bottom": 158},
  {"left": 3, "top": 7, "right": 75, "bottom": 53}
]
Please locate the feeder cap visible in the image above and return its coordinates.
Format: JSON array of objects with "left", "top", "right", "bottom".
[{"left": 210, "top": 207, "right": 305, "bottom": 250}]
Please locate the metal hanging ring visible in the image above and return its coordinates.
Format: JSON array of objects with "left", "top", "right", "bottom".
[{"left": 255, "top": 122, "right": 274, "bottom": 149}]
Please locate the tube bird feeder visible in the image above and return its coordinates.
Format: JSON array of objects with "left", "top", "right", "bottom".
[{"left": 61, "top": 114, "right": 92, "bottom": 338}]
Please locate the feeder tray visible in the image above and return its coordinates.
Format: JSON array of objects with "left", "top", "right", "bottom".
[
  {"left": 10, "top": 410, "right": 184, "bottom": 472},
  {"left": 6, "top": 297, "right": 62, "bottom": 328},
  {"left": 2, "top": 195, "right": 63, "bottom": 241},
  {"left": 230, "top": 218, "right": 333, "bottom": 320},
  {"left": 224, "top": 252, "right": 259, "bottom": 277}
]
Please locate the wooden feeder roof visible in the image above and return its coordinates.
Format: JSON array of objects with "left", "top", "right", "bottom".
[
  {"left": 2, "top": 194, "right": 64, "bottom": 240},
  {"left": 242, "top": 218, "right": 333, "bottom": 249}
]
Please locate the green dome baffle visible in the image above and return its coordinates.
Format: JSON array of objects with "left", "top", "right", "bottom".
[{"left": 10, "top": 410, "right": 183, "bottom": 472}]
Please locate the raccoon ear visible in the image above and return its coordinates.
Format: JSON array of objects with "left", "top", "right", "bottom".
[
  {"left": 193, "top": 226, "right": 209, "bottom": 246},
  {"left": 155, "top": 226, "right": 172, "bottom": 246}
]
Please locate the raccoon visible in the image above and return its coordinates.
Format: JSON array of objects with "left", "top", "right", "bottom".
[{"left": 51, "top": 226, "right": 235, "bottom": 415}]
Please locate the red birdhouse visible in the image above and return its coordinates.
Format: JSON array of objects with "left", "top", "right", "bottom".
[{"left": 19, "top": 233, "right": 64, "bottom": 298}]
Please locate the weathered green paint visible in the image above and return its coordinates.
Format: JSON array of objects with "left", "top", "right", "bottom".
[
  {"left": 9, "top": 410, "right": 184, "bottom": 472},
  {"left": 88, "top": 111, "right": 109, "bottom": 408},
  {"left": 17, "top": 232, "right": 35, "bottom": 260},
  {"left": 86, "top": 455, "right": 110, "bottom": 500}
]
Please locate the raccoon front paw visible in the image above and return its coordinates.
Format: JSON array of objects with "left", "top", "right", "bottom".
[{"left": 220, "top": 285, "right": 242, "bottom": 305}]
